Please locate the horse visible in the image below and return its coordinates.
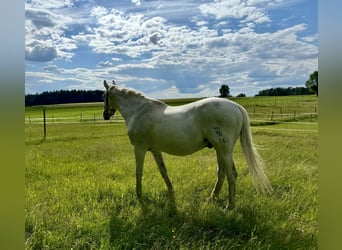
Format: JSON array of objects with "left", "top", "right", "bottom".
[{"left": 102, "top": 80, "right": 272, "bottom": 211}]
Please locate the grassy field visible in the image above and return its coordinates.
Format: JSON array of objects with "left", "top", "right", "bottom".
[{"left": 25, "top": 95, "right": 318, "bottom": 249}]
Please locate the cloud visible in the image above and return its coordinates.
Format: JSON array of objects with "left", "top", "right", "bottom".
[
  {"left": 97, "top": 61, "right": 113, "bottom": 68},
  {"left": 25, "top": 7, "right": 79, "bottom": 62},
  {"left": 26, "top": 66, "right": 108, "bottom": 94},
  {"left": 149, "top": 32, "right": 162, "bottom": 45},
  {"left": 73, "top": 8, "right": 170, "bottom": 58},
  {"left": 111, "top": 57, "right": 122, "bottom": 62},
  {"left": 25, "top": 0, "right": 74, "bottom": 9},
  {"left": 199, "top": 0, "right": 271, "bottom": 24},
  {"left": 25, "top": 8, "right": 72, "bottom": 30},
  {"left": 25, "top": 42, "right": 58, "bottom": 62},
  {"left": 301, "top": 34, "right": 318, "bottom": 43},
  {"left": 131, "top": 0, "right": 142, "bottom": 6},
  {"left": 43, "top": 64, "right": 62, "bottom": 73},
  {"left": 25, "top": 8, "right": 56, "bottom": 29}
]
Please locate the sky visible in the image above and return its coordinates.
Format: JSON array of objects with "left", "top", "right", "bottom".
[{"left": 25, "top": 0, "right": 318, "bottom": 98}]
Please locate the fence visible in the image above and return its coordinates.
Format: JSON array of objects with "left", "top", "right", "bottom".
[
  {"left": 25, "top": 108, "right": 318, "bottom": 126},
  {"left": 25, "top": 111, "right": 124, "bottom": 124}
]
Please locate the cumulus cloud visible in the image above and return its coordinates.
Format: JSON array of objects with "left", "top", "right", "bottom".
[
  {"left": 149, "top": 32, "right": 162, "bottom": 45},
  {"left": 97, "top": 61, "right": 113, "bottom": 68},
  {"left": 43, "top": 64, "right": 62, "bottom": 73},
  {"left": 25, "top": 7, "right": 77, "bottom": 62},
  {"left": 199, "top": 0, "right": 271, "bottom": 24},
  {"left": 131, "top": 0, "right": 142, "bottom": 6},
  {"left": 26, "top": 42, "right": 58, "bottom": 62},
  {"left": 73, "top": 8, "right": 169, "bottom": 58},
  {"left": 25, "top": 8, "right": 72, "bottom": 30},
  {"left": 25, "top": 0, "right": 74, "bottom": 9},
  {"left": 25, "top": 8, "right": 56, "bottom": 29}
]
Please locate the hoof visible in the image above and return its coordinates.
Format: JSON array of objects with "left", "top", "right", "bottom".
[
  {"left": 206, "top": 195, "right": 218, "bottom": 203},
  {"left": 223, "top": 203, "right": 236, "bottom": 213}
]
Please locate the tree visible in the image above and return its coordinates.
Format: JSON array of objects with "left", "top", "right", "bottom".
[
  {"left": 219, "top": 84, "right": 230, "bottom": 97},
  {"left": 305, "top": 70, "right": 318, "bottom": 96}
]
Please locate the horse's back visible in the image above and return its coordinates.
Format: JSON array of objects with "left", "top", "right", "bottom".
[
  {"left": 191, "top": 97, "right": 243, "bottom": 123},
  {"left": 164, "top": 97, "right": 244, "bottom": 138},
  {"left": 166, "top": 97, "right": 240, "bottom": 114}
]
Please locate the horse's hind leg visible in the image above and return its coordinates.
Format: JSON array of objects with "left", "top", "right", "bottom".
[
  {"left": 208, "top": 163, "right": 225, "bottom": 201},
  {"left": 213, "top": 150, "right": 237, "bottom": 211},
  {"left": 225, "top": 153, "right": 237, "bottom": 211},
  {"left": 151, "top": 151, "right": 174, "bottom": 196}
]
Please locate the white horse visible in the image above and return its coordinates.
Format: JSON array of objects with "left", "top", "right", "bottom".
[{"left": 103, "top": 80, "right": 272, "bottom": 210}]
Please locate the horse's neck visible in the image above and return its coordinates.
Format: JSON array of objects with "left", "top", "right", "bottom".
[{"left": 116, "top": 94, "right": 153, "bottom": 123}]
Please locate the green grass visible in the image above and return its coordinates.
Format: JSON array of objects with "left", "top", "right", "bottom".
[{"left": 25, "top": 96, "right": 318, "bottom": 249}]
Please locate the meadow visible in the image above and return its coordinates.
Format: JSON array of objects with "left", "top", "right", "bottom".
[{"left": 25, "top": 95, "right": 318, "bottom": 249}]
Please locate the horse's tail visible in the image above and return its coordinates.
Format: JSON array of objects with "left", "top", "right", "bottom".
[{"left": 238, "top": 106, "right": 273, "bottom": 194}]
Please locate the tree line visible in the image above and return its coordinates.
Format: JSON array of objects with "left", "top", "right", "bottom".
[
  {"left": 255, "top": 86, "right": 314, "bottom": 96},
  {"left": 218, "top": 85, "right": 315, "bottom": 98},
  {"left": 25, "top": 89, "right": 104, "bottom": 106}
]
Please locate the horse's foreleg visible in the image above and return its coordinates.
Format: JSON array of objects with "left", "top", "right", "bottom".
[
  {"left": 134, "top": 147, "right": 146, "bottom": 201},
  {"left": 151, "top": 151, "right": 174, "bottom": 195}
]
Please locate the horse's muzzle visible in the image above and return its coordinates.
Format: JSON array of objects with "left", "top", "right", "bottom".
[{"left": 103, "top": 109, "right": 116, "bottom": 120}]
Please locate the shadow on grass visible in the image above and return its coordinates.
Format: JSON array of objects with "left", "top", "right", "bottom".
[
  {"left": 108, "top": 192, "right": 316, "bottom": 249},
  {"left": 25, "top": 138, "right": 46, "bottom": 146}
]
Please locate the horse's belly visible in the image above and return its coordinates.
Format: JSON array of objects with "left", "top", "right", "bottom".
[
  {"left": 160, "top": 144, "right": 206, "bottom": 156},
  {"left": 153, "top": 136, "right": 206, "bottom": 156}
]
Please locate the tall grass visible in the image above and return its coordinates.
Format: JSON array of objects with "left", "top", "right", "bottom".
[{"left": 25, "top": 96, "right": 318, "bottom": 249}]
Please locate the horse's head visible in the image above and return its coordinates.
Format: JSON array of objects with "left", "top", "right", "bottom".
[{"left": 103, "top": 80, "right": 117, "bottom": 120}]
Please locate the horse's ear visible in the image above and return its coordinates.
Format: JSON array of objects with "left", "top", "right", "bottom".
[
  {"left": 104, "top": 80, "right": 110, "bottom": 90},
  {"left": 112, "top": 80, "right": 116, "bottom": 85}
]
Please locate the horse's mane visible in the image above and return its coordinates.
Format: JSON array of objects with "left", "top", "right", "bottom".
[
  {"left": 114, "top": 86, "right": 145, "bottom": 98},
  {"left": 113, "top": 85, "right": 166, "bottom": 106}
]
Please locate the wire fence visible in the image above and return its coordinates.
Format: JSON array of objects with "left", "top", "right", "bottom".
[
  {"left": 25, "top": 112, "right": 124, "bottom": 124},
  {"left": 25, "top": 110, "right": 318, "bottom": 125}
]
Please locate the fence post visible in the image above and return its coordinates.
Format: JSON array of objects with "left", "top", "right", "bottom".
[
  {"left": 271, "top": 111, "right": 274, "bottom": 121},
  {"left": 294, "top": 110, "right": 296, "bottom": 119},
  {"left": 43, "top": 109, "right": 46, "bottom": 140}
]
